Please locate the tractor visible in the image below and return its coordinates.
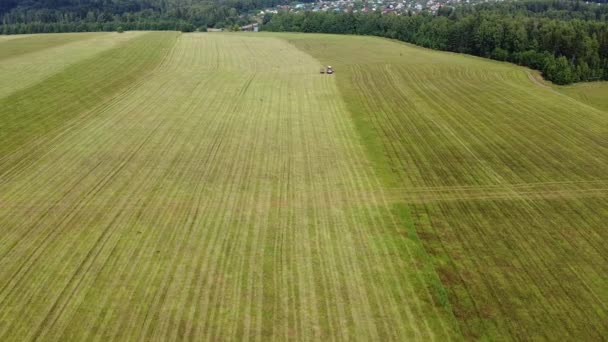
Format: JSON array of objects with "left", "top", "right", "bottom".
[{"left": 319, "top": 66, "right": 334, "bottom": 74}]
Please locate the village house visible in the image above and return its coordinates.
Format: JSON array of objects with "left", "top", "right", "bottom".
[{"left": 241, "top": 23, "right": 259, "bottom": 32}]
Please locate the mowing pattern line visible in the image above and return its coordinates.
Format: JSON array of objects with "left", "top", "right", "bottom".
[
  {"left": 0, "top": 33, "right": 460, "bottom": 340},
  {"left": 285, "top": 34, "right": 608, "bottom": 340}
]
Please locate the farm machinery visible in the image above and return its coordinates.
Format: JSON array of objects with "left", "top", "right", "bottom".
[{"left": 319, "top": 66, "right": 334, "bottom": 74}]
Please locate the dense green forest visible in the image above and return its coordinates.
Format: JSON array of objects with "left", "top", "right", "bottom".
[
  {"left": 0, "top": 0, "right": 294, "bottom": 32},
  {"left": 265, "top": 2, "right": 608, "bottom": 84},
  {"left": 469, "top": 0, "right": 608, "bottom": 20}
]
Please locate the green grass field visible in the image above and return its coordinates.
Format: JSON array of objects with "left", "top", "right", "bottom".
[
  {"left": 0, "top": 32, "right": 606, "bottom": 340},
  {"left": 556, "top": 82, "right": 608, "bottom": 113},
  {"left": 285, "top": 34, "right": 608, "bottom": 340}
]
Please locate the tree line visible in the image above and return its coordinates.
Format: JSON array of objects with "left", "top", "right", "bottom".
[
  {"left": 0, "top": 0, "right": 300, "bottom": 31},
  {"left": 264, "top": 2, "right": 608, "bottom": 84},
  {"left": 1, "top": 20, "right": 199, "bottom": 34},
  {"left": 465, "top": 0, "right": 608, "bottom": 21},
  {"left": 2, "top": 0, "right": 608, "bottom": 84}
]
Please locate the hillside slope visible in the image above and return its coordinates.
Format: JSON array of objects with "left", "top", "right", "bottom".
[
  {"left": 0, "top": 32, "right": 606, "bottom": 341},
  {"left": 557, "top": 82, "right": 608, "bottom": 113}
]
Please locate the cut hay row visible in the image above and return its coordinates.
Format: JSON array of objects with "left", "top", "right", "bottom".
[
  {"left": 285, "top": 34, "right": 608, "bottom": 340},
  {"left": 0, "top": 33, "right": 459, "bottom": 340}
]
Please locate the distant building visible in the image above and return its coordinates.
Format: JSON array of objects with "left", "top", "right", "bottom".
[{"left": 241, "top": 23, "right": 259, "bottom": 32}]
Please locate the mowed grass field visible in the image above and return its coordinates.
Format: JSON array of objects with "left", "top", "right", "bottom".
[
  {"left": 0, "top": 31, "right": 606, "bottom": 341},
  {"left": 286, "top": 34, "right": 608, "bottom": 339},
  {"left": 0, "top": 32, "right": 458, "bottom": 340}
]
